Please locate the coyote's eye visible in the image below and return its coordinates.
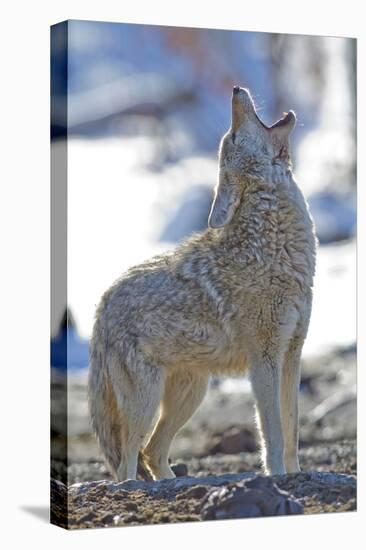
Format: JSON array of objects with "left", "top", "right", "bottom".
[{"left": 231, "top": 132, "right": 236, "bottom": 144}]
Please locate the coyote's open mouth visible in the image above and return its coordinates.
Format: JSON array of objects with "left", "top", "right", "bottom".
[{"left": 232, "top": 86, "right": 295, "bottom": 132}]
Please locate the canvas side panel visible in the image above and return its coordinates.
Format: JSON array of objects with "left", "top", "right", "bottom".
[{"left": 50, "top": 20, "right": 68, "bottom": 530}]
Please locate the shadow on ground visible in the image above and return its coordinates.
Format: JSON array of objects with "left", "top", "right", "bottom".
[{"left": 20, "top": 506, "right": 49, "bottom": 524}]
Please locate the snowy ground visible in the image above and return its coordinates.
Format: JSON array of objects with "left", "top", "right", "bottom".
[{"left": 63, "top": 137, "right": 356, "bottom": 360}]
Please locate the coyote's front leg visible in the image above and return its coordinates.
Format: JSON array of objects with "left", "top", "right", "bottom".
[
  {"left": 280, "top": 332, "right": 305, "bottom": 473},
  {"left": 249, "top": 349, "right": 286, "bottom": 475}
]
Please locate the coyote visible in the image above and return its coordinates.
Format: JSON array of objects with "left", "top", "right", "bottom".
[{"left": 88, "top": 87, "right": 317, "bottom": 481}]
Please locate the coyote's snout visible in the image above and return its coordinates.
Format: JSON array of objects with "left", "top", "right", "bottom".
[{"left": 88, "top": 87, "right": 317, "bottom": 481}]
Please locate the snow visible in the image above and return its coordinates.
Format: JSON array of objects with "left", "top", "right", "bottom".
[{"left": 303, "top": 239, "right": 356, "bottom": 358}]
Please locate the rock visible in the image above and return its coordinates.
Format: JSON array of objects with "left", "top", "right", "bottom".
[
  {"left": 201, "top": 476, "right": 303, "bottom": 520},
  {"left": 171, "top": 462, "right": 188, "bottom": 477},
  {"left": 65, "top": 470, "right": 356, "bottom": 503},
  {"left": 208, "top": 427, "right": 257, "bottom": 455}
]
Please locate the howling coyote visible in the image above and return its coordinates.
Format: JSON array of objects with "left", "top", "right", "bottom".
[{"left": 88, "top": 87, "right": 317, "bottom": 481}]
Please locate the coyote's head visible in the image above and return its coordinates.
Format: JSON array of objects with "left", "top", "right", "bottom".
[{"left": 208, "top": 86, "right": 296, "bottom": 229}]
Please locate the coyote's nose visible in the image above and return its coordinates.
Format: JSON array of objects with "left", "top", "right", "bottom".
[{"left": 233, "top": 86, "right": 240, "bottom": 94}]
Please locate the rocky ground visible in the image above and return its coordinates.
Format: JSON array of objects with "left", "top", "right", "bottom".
[
  {"left": 51, "top": 345, "right": 357, "bottom": 529},
  {"left": 51, "top": 442, "right": 356, "bottom": 529}
]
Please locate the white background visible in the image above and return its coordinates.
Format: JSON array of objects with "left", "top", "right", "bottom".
[{"left": 0, "top": 1, "right": 364, "bottom": 548}]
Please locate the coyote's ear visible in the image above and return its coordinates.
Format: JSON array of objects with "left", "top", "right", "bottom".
[
  {"left": 270, "top": 110, "right": 296, "bottom": 149},
  {"left": 208, "top": 177, "right": 240, "bottom": 229}
]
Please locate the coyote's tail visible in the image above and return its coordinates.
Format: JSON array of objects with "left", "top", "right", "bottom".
[
  {"left": 88, "top": 319, "right": 123, "bottom": 478},
  {"left": 88, "top": 316, "right": 155, "bottom": 481}
]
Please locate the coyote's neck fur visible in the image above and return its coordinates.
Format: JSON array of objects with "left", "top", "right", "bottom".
[{"left": 211, "top": 169, "right": 316, "bottom": 290}]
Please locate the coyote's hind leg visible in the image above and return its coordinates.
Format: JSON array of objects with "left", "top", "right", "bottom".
[
  {"left": 142, "top": 371, "right": 209, "bottom": 480},
  {"left": 109, "top": 352, "right": 166, "bottom": 482}
]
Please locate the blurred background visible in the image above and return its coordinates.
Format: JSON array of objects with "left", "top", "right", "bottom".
[{"left": 51, "top": 20, "right": 356, "bottom": 482}]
